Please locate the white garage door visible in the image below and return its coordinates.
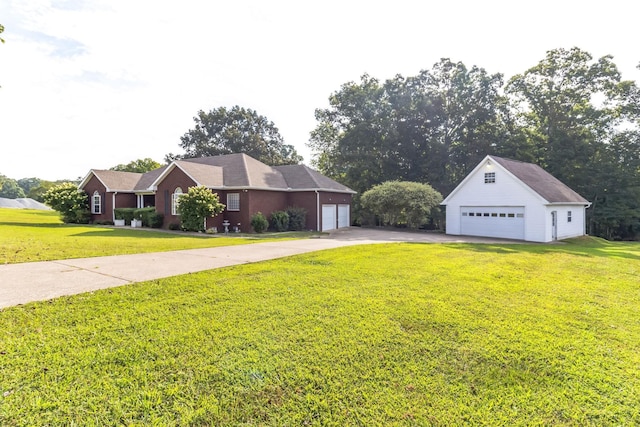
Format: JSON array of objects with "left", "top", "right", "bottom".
[
  {"left": 322, "top": 204, "right": 336, "bottom": 231},
  {"left": 338, "top": 204, "right": 350, "bottom": 228},
  {"left": 460, "top": 206, "right": 525, "bottom": 240}
]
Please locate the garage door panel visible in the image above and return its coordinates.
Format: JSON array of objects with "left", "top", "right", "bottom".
[
  {"left": 338, "top": 204, "right": 350, "bottom": 228},
  {"left": 460, "top": 206, "right": 524, "bottom": 240},
  {"left": 322, "top": 204, "right": 336, "bottom": 231}
]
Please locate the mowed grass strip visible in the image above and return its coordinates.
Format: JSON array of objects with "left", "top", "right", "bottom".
[
  {"left": 0, "top": 208, "right": 308, "bottom": 264},
  {"left": 1, "top": 240, "right": 639, "bottom": 425}
]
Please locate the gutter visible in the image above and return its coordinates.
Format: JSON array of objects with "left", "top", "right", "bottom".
[
  {"left": 112, "top": 192, "right": 117, "bottom": 221},
  {"left": 315, "top": 190, "right": 320, "bottom": 231}
]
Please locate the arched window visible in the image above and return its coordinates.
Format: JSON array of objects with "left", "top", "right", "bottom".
[
  {"left": 92, "top": 191, "right": 101, "bottom": 214},
  {"left": 171, "top": 187, "right": 183, "bottom": 215}
]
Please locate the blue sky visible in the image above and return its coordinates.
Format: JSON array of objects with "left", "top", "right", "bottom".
[{"left": 1, "top": 0, "right": 638, "bottom": 181}]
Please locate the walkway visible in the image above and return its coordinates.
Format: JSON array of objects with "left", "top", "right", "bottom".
[{"left": 0, "top": 228, "right": 513, "bottom": 309}]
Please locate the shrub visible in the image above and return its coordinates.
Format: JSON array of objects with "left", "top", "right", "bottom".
[
  {"left": 168, "top": 222, "right": 181, "bottom": 231},
  {"left": 148, "top": 211, "right": 164, "bottom": 228},
  {"left": 114, "top": 208, "right": 136, "bottom": 225},
  {"left": 270, "top": 210, "right": 289, "bottom": 232},
  {"left": 133, "top": 207, "right": 156, "bottom": 226},
  {"left": 361, "top": 181, "right": 443, "bottom": 229},
  {"left": 287, "top": 207, "right": 307, "bottom": 231},
  {"left": 43, "top": 183, "right": 90, "bottom": 224},
  {"left": 177, "top": 186, "right": 225, "bottom": 232},
  {"left": 251, "top": 212, "right": 269, "bottom": 233}
]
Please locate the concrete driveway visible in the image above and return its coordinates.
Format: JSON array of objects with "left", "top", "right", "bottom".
[{"left": 0, "top": 228, "right": 515, "bottom": 309}]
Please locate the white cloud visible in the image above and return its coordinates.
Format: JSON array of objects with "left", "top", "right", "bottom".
[{"left": 0, "top": 0, "right": 638, "bottom": 180}]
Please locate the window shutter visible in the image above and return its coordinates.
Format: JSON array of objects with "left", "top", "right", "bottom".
[
  {"left": 164, "top": 190, "right": 170, "bottom": 215},
  {"left": 102, "top": 192, "right": 106, "bottom": 214}
]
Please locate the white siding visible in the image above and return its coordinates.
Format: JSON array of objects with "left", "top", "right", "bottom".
[
  {"left": 443, "top": 157, "right": 588, "bottom": 243},
  {"left": 445, "top": 159, "right": 546, "bottom": 241},
  {"left": 543, "top": 205, "right": 586, "bottom": 241}
]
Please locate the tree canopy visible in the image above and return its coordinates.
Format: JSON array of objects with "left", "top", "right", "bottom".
[
  {"left": 0, "top": 179, "right": 26, "bottom": 199},
  {"left": 167, "top": 106, "right": 302, "bottom": 166},
  {"left": 310, "top": 49, "right": 640, "bottom": 240},
  {"left": 110, "top": 158, "right": 162, "bottom": 173}
]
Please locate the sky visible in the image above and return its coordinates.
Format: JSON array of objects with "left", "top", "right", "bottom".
[{"left": 1, "top": 0, "right": 638, "bottom": 181}]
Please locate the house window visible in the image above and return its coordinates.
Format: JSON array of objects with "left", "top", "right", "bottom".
[
  {"left": 568, "top": 211, "right": 572, "bottom": 223},
  {"left": 484, "top": 172, "right": 495, "bottom": 183},
  {"left": 227, "top": 193, "right": 240, "bottom": 211},
  {"left": 92, "top": 191, "right": 101, "bottom": 214},
  {"left": 172, "top": 187, "right": 183, "bottom": 216}
]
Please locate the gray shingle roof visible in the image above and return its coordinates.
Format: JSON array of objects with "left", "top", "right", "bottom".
[
  {"left": 91, "top": 170, "right": 144, "bottom": 191},
  {"left": 275, "top": 164, "right": 355, "bottom": 192},
  {"left": 491, "top": 156, "right": 589, "bottom": 204},
  {"left": 84, "top": 154, "right": 355, "bottom": 194}
]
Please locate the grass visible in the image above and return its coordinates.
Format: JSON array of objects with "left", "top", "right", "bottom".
[
  {"left": 1, "top": 236, "right": 639, "bottom": 425},
  {"left": 0, "top": 208, "right": 314, "bottom": 264}
]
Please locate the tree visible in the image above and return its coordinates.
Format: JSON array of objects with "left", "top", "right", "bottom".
[
  {"left": 0, "top": 23, "right": 4, "bottom": 44},
  {"left": 43, "top": 183, "right": 90, "bottom": 224},
  {"left": 309, "top": 60, "right": 506, "bottom": 196},
  {"left": 176, "top": 186, "right": 225, "bottom": 232},
  {"left": 0, "top": 179, "right": 26, "bottom": 199},
  {"left": 168, "top": 106, "right": 302, "bottom": 165},
  {"left": 110, "top": 158, "right": 162, "bottom": 173},
  {"left": 505, "top": 47, "right": 639, "bottom": 239},
  {"left": 361, "top": 181, "right": 443, "bottom": 229}
]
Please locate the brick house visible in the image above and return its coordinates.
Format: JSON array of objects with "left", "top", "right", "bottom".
[{"left": 79, "top": 153, "right": 355, "bottom": 232}]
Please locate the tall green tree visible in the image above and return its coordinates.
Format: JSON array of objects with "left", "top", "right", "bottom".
[
  {"left": 309, "top": 59, "right": 506, "bottom": 195},
  {"left": 0, "top": 179, "right": 26, "bottom": 199},
  {"left": 505, "top": 47, "right": 639, "bottom": 238},
  {"left": 168, "top": 106, "right": 302, "bottom": 165},
  {"left": 110, "top": 158, "right": 161, "bottom": 173}
]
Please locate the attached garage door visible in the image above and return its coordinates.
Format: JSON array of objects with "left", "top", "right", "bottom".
[
  {"left": 322, "top": 204, "right": 336, "bottom": 231},
  {"left": 338, "top": 204, "right": 350, "bottom": 228},
  {"left": 460, "top": 206, "right": 525, "bottom": 240}
]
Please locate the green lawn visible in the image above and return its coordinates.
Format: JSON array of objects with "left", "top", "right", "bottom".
[
  {"left": 1, "top": 236, "right": 639, "bottom": 425},
  {"left": 0, "top": 208, "right": 310, "bottom": 264}
]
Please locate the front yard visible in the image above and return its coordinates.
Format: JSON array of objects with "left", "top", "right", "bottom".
[
  {"left": 1, "top": 235, "right": 639, "bottom": 425},
  {"left": 0, "top": 208, "right": 310, "bottom": 264}
]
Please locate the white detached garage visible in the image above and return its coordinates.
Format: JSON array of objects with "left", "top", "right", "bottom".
[{"left": 442, "top": 155, "right": 590, "bottom": 243}]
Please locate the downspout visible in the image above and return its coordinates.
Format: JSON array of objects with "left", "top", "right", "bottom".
[
  {"left": 315, "top": 190, "right": 320, "bottom": 231},
  {"left": 112, "top": 192, "right": 117, "bottom": 221}
]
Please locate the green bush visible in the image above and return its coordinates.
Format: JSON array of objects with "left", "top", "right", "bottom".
[
  {"left": 177, "top": 186, "right": 225, "bottom": 232},
  {"left": 148, "top": 211, "right": 164, "bottom": 228},
  {"left": 114, "top": 208, "right": 136, "bottom": 225},
  {"left": 286, "top": 207, "right": 306, "bottom": 231},
  {"left": 43, "top": 183, "right": 90, "bottom": 224},
  {"left": 270, "top": 210, "right": 289, "bottom": 232},
  {"left": 251, "top": 212, "right": 269, "bottom": 233},
  {"left": 134, "top": 207, "right": 156, "bottom": 226},
  {"left": 168, "top": 222, "right": 181, "bottom": 231}
]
